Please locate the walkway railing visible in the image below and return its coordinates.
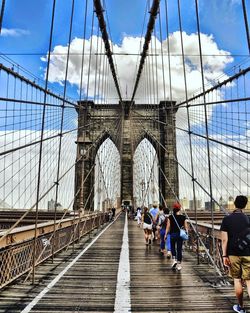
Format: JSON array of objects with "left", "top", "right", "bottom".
[
  {"left": 187, "top": 220, "right": 224, "bottom": 273},
  {"left": 0, "top": 212, "right": 107, "bottom": 289}
]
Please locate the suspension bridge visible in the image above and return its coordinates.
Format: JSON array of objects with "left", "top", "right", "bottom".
[{"left": 0, "top": 0, "right": 250, "bottom": 312}]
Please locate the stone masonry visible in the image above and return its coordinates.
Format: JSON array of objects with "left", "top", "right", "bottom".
[{"left": 74, "top": 100, "right": 179, "bottom": 210}]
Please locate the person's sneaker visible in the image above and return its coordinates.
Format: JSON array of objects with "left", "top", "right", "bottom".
[
  {"left": 176, "top": 263, "right": 182, "bottom": 271},
  {"left": 167, "top": 251, "right": 171, "bottom": 259},
  {"left": 233, "top": 304, "right": 246, "bottom": 313},
  {"left": 172, "top": 260, "right": 177, "bottom": 269}
]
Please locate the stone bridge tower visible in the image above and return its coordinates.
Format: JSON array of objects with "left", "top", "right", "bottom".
[{"left": 74, "top": 100, "right": 179, "bottom": 210}]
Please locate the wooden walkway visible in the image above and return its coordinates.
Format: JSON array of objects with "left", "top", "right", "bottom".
[{"left": 0, "top": 212, "right": 248, "bottom": 313}]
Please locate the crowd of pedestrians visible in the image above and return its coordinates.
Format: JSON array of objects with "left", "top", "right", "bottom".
[
  {"left": 135, "top": 195, "right": 250, "bottom": 313},
  {"left": 138, "top": 201, "right": 188, "bottom": 271}
]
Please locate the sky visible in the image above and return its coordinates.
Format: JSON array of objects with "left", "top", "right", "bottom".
[{"left": 1, "top": 0, "right": 249, "bottom": 102}]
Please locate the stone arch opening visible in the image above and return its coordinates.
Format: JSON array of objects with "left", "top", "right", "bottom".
[
  {"left": 94, "top": 138, "right": 121, "bottom": 211},
  {"left": 133, "top": 138, "right": 159, "bottom": 208}
]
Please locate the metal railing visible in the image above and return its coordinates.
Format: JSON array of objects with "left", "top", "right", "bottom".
[
  {"left": 187, "top": 220, "right": 225, "bottom": 273},
  {"left": 0, "top": 212, "right": 107, "bottom": 289}
]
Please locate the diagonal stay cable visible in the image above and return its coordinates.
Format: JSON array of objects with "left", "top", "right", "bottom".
[
  {"left": 242, "top": 0, "right": 250, "bottom": 54},
  {"left": 131, "top": 0, "right": 160, "bottom": 104},
  {"left": 93, "top": 0, "right": 122, "bottom": 102},
  {"left": 177, "top": 66, "right": 250, "bottom": 107}
]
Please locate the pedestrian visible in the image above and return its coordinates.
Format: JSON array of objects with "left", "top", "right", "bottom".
[
  {"left": 141, "top": 207, "right": 153, "bottom": 245},
  {"left": 136, "top": 207, "right": 142, "bottom": 227},
  {"left": 220, "top": 195, "right": 250, "bottom": 313},
  {"left": 165, "top": 202, "right": 188, "bottom": 271},
  {"left": 158, "top": 206, "right": 171, "bottom": 258},
  {"left": 149, "top": 203, "right": 159, "bottom": 241},
  {"left": 111, "top": 207, "right": 116, "bottom": 220},
  {"left": 107, "top": 208, "right": 112, "bottom": 222}
]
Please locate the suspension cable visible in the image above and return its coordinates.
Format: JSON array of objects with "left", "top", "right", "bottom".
[
  {"left": 93, "top": 0, "right": 122, "bottom": 102},
  {"left": 0, "top": 0, "right": 6, "bottom": 33},
  {"left": 131, "top": 0, "right": 160, "bottom": 103},
  {"left": 242, "top": 0, "right": 250, "bottom": 54}
]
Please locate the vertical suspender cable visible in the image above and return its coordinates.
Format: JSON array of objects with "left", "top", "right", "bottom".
[
  {"left": 176, "top": 0, "right": 200, "bottom": 264},
  {"left": 85, "top": 10, "right": 95, "bottom": 101},
  {"left": 32, "top": 0, "right": 57, "bottom": 284},
  {"left": 153, "top": 27, "right": 162, "bottom": 205},
  {"left": 78, "top": 0, "right": 88, "bottom": 213},
  {"left": 79, "top": 0, "right": 89, "bottom": 102},
  {"left": 164, "top": 0, "right": 173, "bottom": 104},
  {"left": 94, "top": 28, "right": 100, "bottom": 102},
  {"left": 165, "top": 0, "right": 176, "bottom": 200},
  {"left": 93, "top": 0, "right": 122, "bottom": 102},
  {"left": 52, "top": 0, "right": 76, "bottom": 262},
  {"left": 154, "top": 30, "right": 159, "bottom": 104},
  {"left": 131, "top": 0, "right": 160, "bottom": 103},
  {"left": 194, "top": 0, "right": 216, "bottom": 264},
  {"left": 158, "top": 7, "right": 166, "bottom": 205},
  {"left": 158, "top": 9, "right": 166, "bottom": 101}
]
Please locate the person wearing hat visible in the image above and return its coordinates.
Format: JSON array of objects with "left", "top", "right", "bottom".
[{"left": 165, "top": 202, "right": 188, "bottom": 271}]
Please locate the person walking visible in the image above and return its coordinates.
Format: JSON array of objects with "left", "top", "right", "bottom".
[
  {"left": 111, "top": 207, "right": 116, "bottom": 220},
  {"left": 156, "top": 205, "right": 165, "bottom": 244},
  {"left": 136, "top": 207, "right": 142, "bottom": 227},
  {"left": 165, "top": 202, "right": 188, "bottom": 271},
  {"left": 220, "top": 195, "right": 250, "bottom": 313},
  {"left": 149, "top": 203, "right": 159, "bottom": 241},
  {"left": 158, "top": 206, "right": 171, "bottom": 257},
  {"left": 141, "top": 207, "right": 153, "bottom": 245}
]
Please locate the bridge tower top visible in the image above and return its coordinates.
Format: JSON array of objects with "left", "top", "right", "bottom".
[{"left": 74, "top": 100, "right": 179, "bottom": 210}]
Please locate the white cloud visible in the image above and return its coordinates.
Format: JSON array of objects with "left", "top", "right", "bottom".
[
  {"left": 177, "top": 128, "right": 250, "bottom": 206},
  {"left": 42, "top": 32, "right": 233, "bottom": 104},
  {"left": 1, "top": 28, "right": 30, "bottom": 37},
  {"left": 0, "top": 130, "right": 76, "bottom": 210}
]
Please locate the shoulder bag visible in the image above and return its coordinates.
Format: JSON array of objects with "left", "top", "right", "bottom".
[{"left": 172, "top": 214, "right": 189, "bottom": 241}]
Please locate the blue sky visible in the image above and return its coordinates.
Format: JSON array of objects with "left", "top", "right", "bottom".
[
  {"left": 1, "top": 0, "right": 249, "bottom": 74},
  {"left": 0, "top": 0, "right": 249, "bottom": 104}
]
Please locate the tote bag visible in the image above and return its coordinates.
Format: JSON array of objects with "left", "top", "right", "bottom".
[{"left": 180, "top": 228, "right": 189, "bottom": 241}]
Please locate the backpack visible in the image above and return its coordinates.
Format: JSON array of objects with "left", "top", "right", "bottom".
[
  {"left": 234, "top": 227, "right": 250, "bottom": 253},
  {"left": 158, "top": 213, "right": 166, "bottom": 226},
  {"left": 145, "top": 212, "right": 153, "bottom": 224}
]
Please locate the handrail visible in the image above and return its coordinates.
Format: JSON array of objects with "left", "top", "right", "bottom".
[
  {"left": 0, "top": 212, "right": 107, "bottom": 289},
  {"left": 0, "top": 212, "right": 103, "bottom": 248}
]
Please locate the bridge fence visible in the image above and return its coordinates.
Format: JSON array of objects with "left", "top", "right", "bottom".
[{"left": 0, "top": 212, "right": 107, "bottom": 289}]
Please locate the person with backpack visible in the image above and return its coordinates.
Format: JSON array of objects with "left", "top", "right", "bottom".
[
  {"left": 220, "top": 195, "right": 250, "bottom": 313},
  {"left": 141, "top": 207, "right": 153, "bottom": 245}
]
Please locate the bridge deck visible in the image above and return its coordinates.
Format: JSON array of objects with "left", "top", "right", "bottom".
[{"left": 0, "top": 212, "right": 247, "bottom": 313}]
